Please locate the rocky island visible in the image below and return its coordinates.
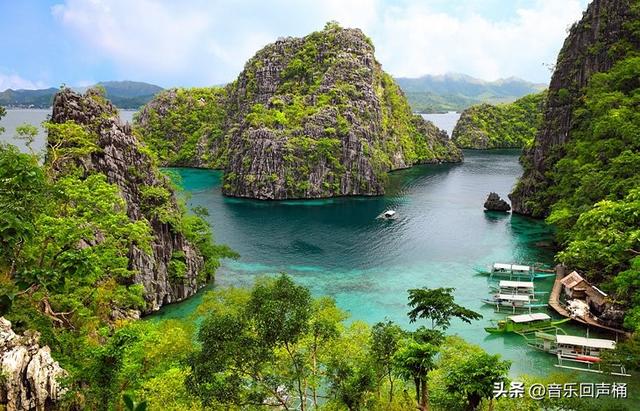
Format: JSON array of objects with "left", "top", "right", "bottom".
[
  {"left": 136, "top": 22, "right": 462, "bottom": 200},
  {"left": 451, "top": 92, "right": 545, "bottom": 149}
]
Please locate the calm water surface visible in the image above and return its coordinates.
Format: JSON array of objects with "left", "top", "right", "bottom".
[{"left": 156, "top": 149, "right": 614, "bottom": 378}]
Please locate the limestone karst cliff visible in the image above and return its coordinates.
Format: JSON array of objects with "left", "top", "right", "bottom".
[
  {"left": 50, "top": 88, "right": 209, "bottom": 312},
  {"left": 0, "top": 317, "right": 66, "bottom": 411},
  {"left": 509, "top": 0, "right": 640, "bottom": 216},
  {"left": 136, "top": 23, "right": 462, "bottom": 200}
]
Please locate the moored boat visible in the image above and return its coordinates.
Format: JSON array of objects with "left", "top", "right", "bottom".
[
  {"left": 473, "top": 262, "right": 556, "bottom": 279},
  {"left": 525, "top": 332, "right": 630, "bottom": 376},
  {"left": 481, "top": 293, "right": 546, "bottom": 312},
  {"left": 492, "top": 280, "right": 535, "bottom": 296},
  {"left": 484, "top": 313, "right": 569, "bottom": 334}
]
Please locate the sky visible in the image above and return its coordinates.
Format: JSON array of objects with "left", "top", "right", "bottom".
[{"left": 0, "top": 0, "right": 590, "bottom": 90}]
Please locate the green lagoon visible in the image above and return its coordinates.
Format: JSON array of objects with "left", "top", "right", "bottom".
[{"left": 154, "top": 149, "right": 611, "bottom": 378}]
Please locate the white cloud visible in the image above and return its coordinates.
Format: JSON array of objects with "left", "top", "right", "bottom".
[
  {"left": 371, "top": 0, "right": 585, "bottom": 81},
  {"left": 50, "top": 0, "right": 587, "bottom": 86},
  {"left": 52, "top": 0, "right": 211, "bottom": 76},
  {"left": 0, "top": 72, "right": 47, "bottom": 90}
]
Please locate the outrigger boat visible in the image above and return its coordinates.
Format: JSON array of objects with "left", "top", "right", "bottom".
[
  {"left": 484, "top": 313, "right": 569, "bottom": 334},
  {"left": 474, "top": 263, "right": 556, "bottom": 280},
  {"left": 481, "top": 293, "right": 547, "bottom": 312},
  {"left": 377, "top": 210, "right": 397, "bottom": 220},
  {"left": 491, "top": 280, "right": 536, "bottom": 296},
  {"left": 525, "top": 332, "right": 630, "bottom": 376}
]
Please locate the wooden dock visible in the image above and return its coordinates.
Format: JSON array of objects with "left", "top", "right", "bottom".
[{"left": 548, "top": 265, "right": 631, "bottom": 337}]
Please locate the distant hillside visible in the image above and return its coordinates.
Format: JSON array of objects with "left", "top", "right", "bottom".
[
  {"left": 395, "top": 73, "right": 546, "bottom": 113},
  {"left": 0, "top": 81, "right": 163, "bottom": 109},
  {"left": 452, "top": 91, "right": 546, "bottom": 149}
]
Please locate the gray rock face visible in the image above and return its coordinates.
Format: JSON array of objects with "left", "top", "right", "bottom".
[
  {"left": 221, "top": 26, "right": 462, "bottom": 200},
  {"left": 137, "top": 25, "right": 462, "bottom": 200},
  {"left": 484, "top": 192, "right": 511, "bottom": 212},
  {"left": 510, "top": 0, "right": 639, "bottom": 216},
  {"left": 0, "top": 317, "right": 66, "bottom": 411},
  {"left": 50, "top": 89, "right": 205, "bottom": 313}
]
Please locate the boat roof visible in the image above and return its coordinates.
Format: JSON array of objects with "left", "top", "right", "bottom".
[
  {"left": 384, "top": 210, "right": 396, "bottom": 216},
  {"left": 509, "top": 313, "right": 551, "bottom": 323},
  {"left": 497, "top": 294, "right": 531, "bottom": 302},
  {"left": 556, "top": 335, "right": 616, "bottom": 349},
  {"left": 499, "top": 280, "right": 534, "bottom": 289},
  {"left": 493, "top": 263, "right": 531, "bottom": 271}
]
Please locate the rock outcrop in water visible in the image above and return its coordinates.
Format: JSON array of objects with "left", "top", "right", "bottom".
[
  {"left": 483, "top": 192, "right": 511, "bottom": 212},
  {"left": 452, "top": 92, "right": 545, "bottom": 149},
  {"left": 50, "top": 88, "right": 206, "bottom": 312},
  {"left": 0, "top": 317, "right": 66, "bottom": 411},
  {"left": 509, "top": 0, "right": 639, "bottom": 216},
  {"left": 136, "top": 23, "right": 462, "bottom": 200}
]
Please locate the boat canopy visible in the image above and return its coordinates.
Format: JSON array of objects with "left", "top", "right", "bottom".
[
  {"left": 497, "top": 294, "right": 531, "bottom": 302},
  {"left": 492, "top": 263, "right": 531, "bottom": 272},
  {"left": 499, "top": 280, "right": 534, "bottom": 289},
  {"left": 556, "top": 335, "right": 616, "bottom": 350},
  {"left": 384, "top": 210, "right": 396, "bottom": 217},
  {"left": 508, "top": 313, "right": 551, "bottom": 323}
]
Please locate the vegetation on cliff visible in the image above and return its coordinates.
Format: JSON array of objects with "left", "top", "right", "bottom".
[
  {"left": 546, "top": 57, "right": 640, "bottom": 330},
  {"left": 134, "top": 87, "right": 228, "bottom": 168},
  {"left": 510, "top": 0, "right": 640, "bottom": 330},
  {"left": 0, "top": 88, "right": 234, "bottom": 408},
  {"left": 452, "top": 92, "right": 545, "bottom": 149},
  {"left": 136, "top": 22, "right": 461, "bottom": 200}
]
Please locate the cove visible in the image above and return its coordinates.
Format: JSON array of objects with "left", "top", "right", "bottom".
[{"left": 151, "top": 149, "right": 609, "bottom": 377}]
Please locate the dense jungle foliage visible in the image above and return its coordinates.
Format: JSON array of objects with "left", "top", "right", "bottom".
[{"left": 451, "top": 92, "right": 545, "bottom": 149}]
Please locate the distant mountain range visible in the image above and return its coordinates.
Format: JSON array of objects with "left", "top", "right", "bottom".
[
  {"left": 0, "top": 81, "right": 163, "bottom": 109},
  {"left": 0, "top": 74, "right": 545, "bottom": 113},
  {"left": 394, "top": 73, "right": 547, "bottom": 113}
]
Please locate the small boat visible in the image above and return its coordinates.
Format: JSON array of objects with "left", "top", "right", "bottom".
[
  {"left": 526, "top": 333, "right": 630, "bottom": 376},
  {"left": 484, "top": 313, "right": 569, "bottom": 334},
  {"left": 378, "top": 210, "right": 397, "bottom": 220},
  {"left": 494, "top": 280, "right": 535, "bottom": 296},
  {"left": 481, "top": 293, "right": 546, "bottom": 312},
  {"left": 474, "top": 262, "right": 556, "bottom": 280}
]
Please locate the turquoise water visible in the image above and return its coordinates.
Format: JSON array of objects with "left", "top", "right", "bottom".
[{"left": 153, "top": 150, "right": 622, "bottom": 378}]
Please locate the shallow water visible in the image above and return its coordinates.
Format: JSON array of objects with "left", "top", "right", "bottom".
[{"left": 152, "top": 150, "right": 623, "bottom": 378}]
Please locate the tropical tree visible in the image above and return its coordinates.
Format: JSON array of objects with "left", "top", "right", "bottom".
[
  {"left": 407, "top": 287, "right": 482, "bottom": 330},
  {"left": 370, "top": 321, "right": 405, "bottom": 403},
  {"left": 15, "top": 123, "right": 39, "bottom": 154},
  {"left": 397, "top": 288, "right": 482, "bottom": 410},
  {"left": 443, "top": 350, "right": 511, "bottom": 410},
  {"left": 187, "top": 274, "right": 313, "bottom": 409},
  {"left": 393, "top": 339, "right": 438, "bottom": 411}
]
